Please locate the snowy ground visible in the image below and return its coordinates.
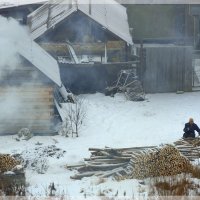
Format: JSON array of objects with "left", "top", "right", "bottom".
[{"left": 1, "top": 92, "right": 200, "bottom": 198}]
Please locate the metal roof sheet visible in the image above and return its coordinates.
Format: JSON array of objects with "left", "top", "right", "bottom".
[
  {"left": 27, "top": 0, "right": 133, "bottom": 45},
  {"left": 17, "top": 38, "right": 62, "bottom": 86}
]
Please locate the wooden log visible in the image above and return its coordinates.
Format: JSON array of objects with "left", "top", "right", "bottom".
[
  {"left": 180, "top": 151, "right": 199, "bottom": 154},
  {"left": 176, "top": 146, "right": 195, "bottom": 149},
  {"left": 70, "top": 171, "right": 102, "bottom": 180},
  {"left": 88, "top": 158, "right": 130, "bottom": 164},
  {"left": 99, "top": 151, "right": 111, "bottom": 156},
  {"left": 77, "top": 162, "right": 128, "bottom": 173},
  {"left": 184, "top": 156, "right": 199, "bottom": 160},
  {"left": 65, "top": 163, "right": 86, "bottom": 169},
  {"left": 89, "top": 161, "right": 128, "bottom": 166},
  {"left": 180, "top": 150, "right": 199, "bottom": 154},
  {"left": 90, "top": 156, "right": 112, "bottom": 160},
  {"left": 90, "top": 155, "right": 131, "bottom": 160},
  {"left": 99, "top": 167, "right": 125, "bottom": 178},
  {"left": 120, "top": 154, "right": 134, "bottom": 157},
  {"left": 89, "top": 146, "right": 157, "bottom": 152}
]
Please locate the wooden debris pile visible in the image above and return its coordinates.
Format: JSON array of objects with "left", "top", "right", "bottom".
[
  {"left": 67, "top": 146, "right": 157, "bottom": 180},
  {"left": 174, "top": 138, "right": 200, "bottom": 161},
  {"left": 128, "top": 145, "right": 192, "bottom": 180},
  {"left": 105, "top": 69, "right": 145, "bottom": 101},
  {"left": 67, "top": 138, "right": 200, "bottom": 180}
]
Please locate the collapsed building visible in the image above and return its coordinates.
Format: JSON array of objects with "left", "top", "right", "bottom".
[
  {"left": 26, "top": 0, "right": 194, "bottom": 93},
  {"left": 0, "top": 1, "right": 197, "bottom": 134},
  {"left": 0, "top": 19, "right": 71, "bottom": 135},
  {"left": 26, "top": 0, "right": 134, "bottom": 93}
]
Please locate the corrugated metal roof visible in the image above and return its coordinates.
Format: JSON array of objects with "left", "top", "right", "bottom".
[{"left": 27, "top": 0, "right": 133, "bottom": 45}]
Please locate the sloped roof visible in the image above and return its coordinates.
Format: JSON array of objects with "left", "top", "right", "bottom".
[
  {"left": 27, "top": 0, "right": 133, "bottom": 45},
  {"left": 0, "top": 0, "right": 47, "bottom": 9},
  {"left": 16, "top": 37, "right": 62, "bottom": 86}
]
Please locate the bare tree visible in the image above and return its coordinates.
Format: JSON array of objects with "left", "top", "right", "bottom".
[
  {"left": 61, "top": 98, "right": 86, "bottom": 137},
  {"left": 71, "top": 98, "right": 86, "bottom": 137}
]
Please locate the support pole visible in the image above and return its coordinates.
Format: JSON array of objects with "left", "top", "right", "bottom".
[{"left": 104, "top": 42, "right": 107, "bottom": 64}]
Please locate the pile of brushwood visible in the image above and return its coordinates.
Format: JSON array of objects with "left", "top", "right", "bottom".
[
  {"left": 13, "top": 145, "right": 66, "bottom": 174},
  {"left": 105, "top": 69, "right": 145, "bottom": 101},
  {"left": 66, "top": 138, "right": 200, "bottom": 180}
]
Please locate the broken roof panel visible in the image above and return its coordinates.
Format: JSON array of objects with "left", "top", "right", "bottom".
[
  {"left": 27, "top": 0, "right": 133, "bottom": 45},
  {"left": 16, "top": 38, "right": 62, "bottom": 86},
  {"left": 79, "top": 1, "right": 132, "bottom": 45},
  {"left": 28, "top": 2, "right": 77, "bottom": 40}
]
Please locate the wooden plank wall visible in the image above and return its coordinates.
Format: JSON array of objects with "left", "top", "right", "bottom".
[
  {"left": 140, "top": 46, "right": 193, "bottom": 93},
  {"left": 0, "top": 57, "right": 56, "bottom": 135},
  {"left": 0, "top": 86, "right": 54, "bottom": 135}
]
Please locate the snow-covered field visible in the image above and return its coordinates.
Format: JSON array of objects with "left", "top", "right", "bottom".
[{"left": 1, "top": 92, "right": 200, "bottom": 198}]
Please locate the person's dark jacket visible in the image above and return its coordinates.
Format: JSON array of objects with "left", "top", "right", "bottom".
[{"left": 183, "top": 122, "right": 200, "bottom": 135}]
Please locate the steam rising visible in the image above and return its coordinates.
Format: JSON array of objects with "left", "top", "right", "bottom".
[{"left": 0, "top": 16, "right": 51, "bottom": 135}]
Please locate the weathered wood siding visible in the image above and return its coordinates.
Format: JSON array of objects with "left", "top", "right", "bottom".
[
  {"left": 0, "top": 86, "right": 54, "bottom": 134},
  {"left": 0, "top": 58, "right": 55, "bottom": 135},
  {"left": 139, "top": 46, "right": 193, "bottom": 93}
]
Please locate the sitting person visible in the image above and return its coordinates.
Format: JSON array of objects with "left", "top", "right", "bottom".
[{"left": 183, "top": 118, "right": 200, "bottom": 138}]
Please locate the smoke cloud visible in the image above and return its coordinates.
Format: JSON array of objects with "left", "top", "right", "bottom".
[{"left": 0, "top": 16, "right": 52, "bottom": 135}]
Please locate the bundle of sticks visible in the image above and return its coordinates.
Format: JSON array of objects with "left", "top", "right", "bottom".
[{"left": 66, "top": 138, "right": 200, "bottom": 180}]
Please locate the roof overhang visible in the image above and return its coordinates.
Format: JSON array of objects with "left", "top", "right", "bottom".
[
  {"left": 0, "top": 0, "right": 47, "bottom": 9},
  {"left": 27, "top": 0, "right": 133, "bottom": 45}
]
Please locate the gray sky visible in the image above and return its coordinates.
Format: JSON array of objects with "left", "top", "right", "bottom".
[
  {"left": 0, "top": 0, "right": 46, "bottom": 5},
  {"left": 0, "top": 0, "right": 200, "bottom": 4}
]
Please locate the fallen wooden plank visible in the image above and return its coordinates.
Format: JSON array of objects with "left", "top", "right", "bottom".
[
  {"left": 89, "top": 161, "right": 128, "bottom": 166},
  {"left": 89, "top": 146, "right": 157, "bottom": 152},
  {"left": 99, "top": 167, "right": 125, "bottom": 178},
  {"left": 77, "top": 162, "right": 128, "bottom": 173},
  {"left": 90, "top": 155, "right": 131, "bottom": 160},
  {"left": 65, "top": 163, "right": 86, "bottom": 169},
  {"left": 88, "top": 158, "right": 130, "bottom": 164},
  {"left": 70, "top": 172, "right": 96, "bottom": 180}
]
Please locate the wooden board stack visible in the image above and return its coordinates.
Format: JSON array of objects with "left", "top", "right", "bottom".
[{"left": 66, "top": 138, "right": 200, "bottom": 180}]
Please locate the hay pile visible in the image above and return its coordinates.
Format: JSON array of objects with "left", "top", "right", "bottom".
[{"left": 129, "top": 145, "right": 192, "bottom": 179}]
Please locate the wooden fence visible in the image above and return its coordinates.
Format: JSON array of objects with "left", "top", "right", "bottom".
[{"left": 138, "top": 45, "right": 193, "bottom": 93}]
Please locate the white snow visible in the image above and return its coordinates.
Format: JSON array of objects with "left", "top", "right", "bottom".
[
  {"left": 0, "top": 92, "right": 200, "bottom": 197},
  {"left": 0, "top": 0, "right": 47, "bottom": 9}
]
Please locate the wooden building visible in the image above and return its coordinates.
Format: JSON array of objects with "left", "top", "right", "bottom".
[
  {"left": 27, "top": 0, "right": 133, "bottom": 63},
  {"left": 1, "top": 1, "right": 195, "bottom": 95},
  {"left": 0, "top": 37, "right": 65, "bottom": 135},
  {"left": 25, "top": 0, "right": 134, "bottom": 94},
  {"left": 189, "top": 5, "right": 200, "bottom": 48}
]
